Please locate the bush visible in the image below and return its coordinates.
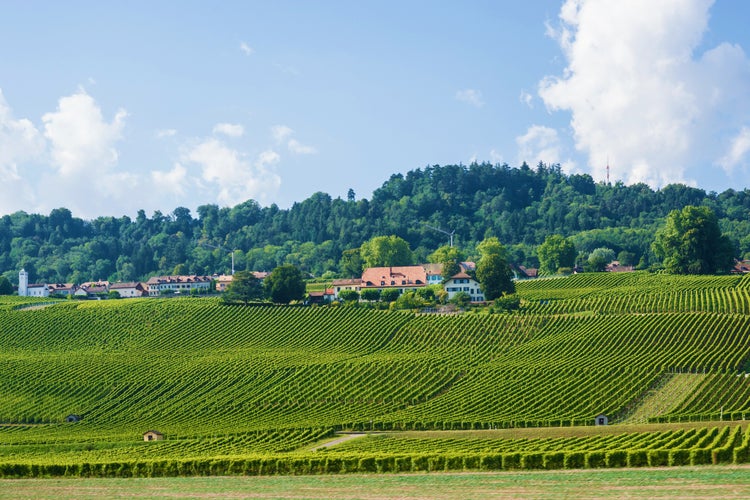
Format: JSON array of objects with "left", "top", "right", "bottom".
[
  {"left": 543, "top": 452, "right": 565, "bottom": 470},
  {"left": 647, "top": 450, "right": 669, "bottom": 467},
  {"left": 627, "top": 450, "right": 648, "bottom": 467},
  {"left": 669, "top": 449, "right": 690, "bottom": 466},
  {"left": 605, "top": 450, "right": 627, "bottom": 468},
  {"left": 690, "top": 448, "right": 712, "bottom": 465},
  {"left": 563, "top": 451, "right": 586, "bottom": 469},
  {"left": 585, "top": 451, "right": 606, "bottom": 468},
  {"left": 480, "top": 454, "right": 502, "bottom": 471},
  {"left": 502, "top": 453, "right": 521, "bottom": 470},
  {"left": 520, "top": 452, "right": 544, "bottom": 470}
]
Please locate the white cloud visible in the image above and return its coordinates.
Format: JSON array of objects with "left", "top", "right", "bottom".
[
  {"left": 271, "top": 125, "right": 294, "bottom": 144},
  {"left": 489, "top": 149, "right": 504, "bottom": 164},
  {"left": 0, "top": 89, "right": 46, "bottom": 213},
  {"left": 717, "top": 126, "right": 750, "bottom": 174},
  {"left": 182, "top": 137, "right": 280, "bottom": 206},
  {"left": 519, "top": 90, "right": 533, "bottom": 108},
  {"left": 455, "top": 89, "right": 484, "bottom": 108},
  {"left": 42, "top": 90, "right": 127, "bottom": 176},
  {"left": 539, "top": 0, "right": 750, "bottom": 187},
  {"left": 516, "top": 125, "right": 563, "bottom": 166},
  {"left": 288, "top": 138, "right": 317, "bottom": 155},
  {"left": 271, "top": 125, "right": 316, "bottom": 154},
  {"left": 151, "top": 163, "right": 188, "bottom": 197},
  {"left": 155, "top": 128, "right": 177, "bottom": 139},
  {"left": 212, "top": 122, "right": 244, "bottom": 138},
  {"left": 240, "top": 42, "right": 254, "bottom": 56}
]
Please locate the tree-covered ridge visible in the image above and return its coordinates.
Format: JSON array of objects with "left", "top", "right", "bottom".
[{"left": 2, "top": 162, "right": 750, "bottom": 284}]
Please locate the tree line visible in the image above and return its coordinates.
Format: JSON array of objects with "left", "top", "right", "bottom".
[{"left": 1, "top": 161, "right": 748, "bottom": 285}]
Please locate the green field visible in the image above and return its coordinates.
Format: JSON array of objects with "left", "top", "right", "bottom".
[
  {"left": 2, "top": 467, "right": 750, "bottom": 499},
  {"left": 2, "top": 271, "right": 750, "bottom": 477}
]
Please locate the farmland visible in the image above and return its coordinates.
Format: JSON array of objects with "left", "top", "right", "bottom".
[{"left": 2, "top": 271, "right": 750, "bottom": 477}]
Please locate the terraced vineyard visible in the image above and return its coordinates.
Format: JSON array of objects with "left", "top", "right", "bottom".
[{"left": 1, "top": 271, "right": 750, "bottom": 476}]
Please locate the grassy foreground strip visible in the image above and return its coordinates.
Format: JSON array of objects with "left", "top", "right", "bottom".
[{"left": 2, "top": 467, "right": 750, "bottom": 499}]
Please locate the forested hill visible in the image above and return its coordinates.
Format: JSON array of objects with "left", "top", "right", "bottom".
[{"left": 2, "top": 162, "right": 750, "bottom": 284}]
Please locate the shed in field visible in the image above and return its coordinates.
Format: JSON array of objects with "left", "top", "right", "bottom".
[
  {"left": 595, "top": 414, "right": 609, "bottom": 426},
  {"left": 143, "top": 430, "right": 164, "bottom": 441},
  {"left": 65, "top": 414, "right": 81, "bottom": 423}
]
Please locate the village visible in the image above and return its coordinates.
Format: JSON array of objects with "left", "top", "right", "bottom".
[{"left": 13, "top": 263, "right": 491, "bottom": 303}]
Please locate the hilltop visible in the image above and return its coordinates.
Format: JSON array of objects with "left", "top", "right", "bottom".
[{"left": 2, "top": 162, "right": 750, "bottom": 285}]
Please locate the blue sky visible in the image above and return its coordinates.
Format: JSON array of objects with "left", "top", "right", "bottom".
[{"left": 1, "top": 0, "right": 750, "bottom": 219}]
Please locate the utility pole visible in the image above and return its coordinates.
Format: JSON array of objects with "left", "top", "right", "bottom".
[
  {"left": 200, "top": 242, "right": 236, "bottom": 275},
  {"left": 423, "top": 223, "right": 455, "bottom": 247}
]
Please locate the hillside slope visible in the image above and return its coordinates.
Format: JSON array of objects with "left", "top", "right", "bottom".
[{"left": 2, "top": 272, "right": 750, "bottom": 449}]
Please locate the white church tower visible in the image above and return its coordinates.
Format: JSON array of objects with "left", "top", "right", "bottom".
[{"left": 18, "top": 269, "right": 28, "bottom": 297}]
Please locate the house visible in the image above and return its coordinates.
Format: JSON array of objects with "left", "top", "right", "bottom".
[
  {"left": 360, "top": 266, "right": 428, "bottom": 295},
  {"left": 331, "top": 278, "right": 361, "bottom": 299},
  {"left": 516, "top": 266, "right": 538, "bottom": 279},
  {"left": 18, "top": 269, "right": 49, "bottom": 297},
  {"left": 605, "top": 261, "right": 635, "bottom": 273},
  {"left": 109, "top": 282, "right": 146, "bottom": 298},
  {"left": 143, "top": 430, "right": 164, "bottom": 441},
  {"left": 595, "top": 414, "right": 609, "bottom": 426},
  {"left": 214, "top": 274, "right": 233, "bottom": 292},
  {"left": 423, "top": 262, "right": 477, "bottom": 284},
  {"left": 146, "top": 275, "right": 212, "bottom": 296},
  {"left": 48, "top": 283, "right": 76, "bottom": 296},
  {"left": 731, "top": 259, "right": 750, "bottom": 274},
  {"left": 423, "top": 263, "right": 444, "bottom": 285},
  {"left": 25, "top": 284, "right": 50, "bottom": 298},
  {"left": 75, "top": 281, "right": 110, "bottom": 298},
  {"left": 308, "top": 288, "right": 335, "bottom": 304},
  {"left": 443, "top": 271, "right": 485, "bottom": 303}
]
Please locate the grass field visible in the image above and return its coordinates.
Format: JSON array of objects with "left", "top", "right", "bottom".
[{"left": 2, "top": 467, "right": 750, "bottom": 499}]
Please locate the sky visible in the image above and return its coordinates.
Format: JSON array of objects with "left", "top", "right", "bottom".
[{"left": 1, "top": 0, "right": 750, "bottom": 219}]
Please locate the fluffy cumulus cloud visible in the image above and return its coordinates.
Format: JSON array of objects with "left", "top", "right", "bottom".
[
  {"left": 517, "top": 125, "right": 562, "bottom": 166},
  {"left": 271, "top": 125, "right": 316, "bottom": 154},
  {"left": 0, "top": 89, "right": 45, "bottom": 212},
  {"left": 539, "top": 0, "right": 750, "bottom": 186},
  {"left": 182, "top": 137, "right": 281, "bottom": 206},
  {"left": 212, "top": 122, "right": 244, "bottom": 138},
  {"left": 455, "top": 89, "right": 484, "bottom": 108},
  {"left": 42, "top": 90, "right": 127, "bottom": 176}
]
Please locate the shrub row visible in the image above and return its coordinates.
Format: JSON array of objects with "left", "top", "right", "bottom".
[{"left": 2, "top": 440, "right": 748, "bottom": 478}]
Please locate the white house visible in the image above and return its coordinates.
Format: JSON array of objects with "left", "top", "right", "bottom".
[
  {"left": 18, "top": 269, "right": 49, "bottom": 297},
  {"left": 109, "top": 282, "right": 146, "bottom": 298},
  {"left": 443, "top": 271, "right": 485, "bottom": 303},
  {"left": 331, "top": 278, "right": 362, "bottom": 299},
  {"left": 146, "top": 275, "right": 212, "bottom": 296}
]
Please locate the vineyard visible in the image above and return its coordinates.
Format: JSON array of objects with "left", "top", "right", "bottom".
[{"left": 2, "top": 271, "right": 750, "bottom": 476}]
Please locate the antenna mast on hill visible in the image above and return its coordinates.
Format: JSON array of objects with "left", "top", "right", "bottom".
[{"left": 606, "top": 157, "right": 611, "bottom": 185}]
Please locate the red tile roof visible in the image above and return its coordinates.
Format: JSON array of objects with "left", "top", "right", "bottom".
[{"left": 361, "top": 266, "right": 427, "bottom": 288}]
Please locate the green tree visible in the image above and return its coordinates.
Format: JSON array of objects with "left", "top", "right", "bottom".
[
  {"left": 449, "top": 291, "right": 471, "bottom": 308},
  {"left": 476, "top": 252, "right": 515, "bottom": 300},
  {"left": 428, "top": 245, "right": 465, "bottom": 282},
  {"left": 223, "top": 270, "right": 265, "bottom": 305},
  {"left": 652, "top": 205, "right": 734, "bottom": 274},
  {"left": 360, "top": 235, "right": 413, "bottom": 268},
  {"left": 360, "top": 288, "right": 381, "bottom": 302},
  {"left": 380, "top": 288, "right": 401, "bottom": 303},
  {"left": 339, "top": 248, "right": 363, "bottom": 278},
  {"left": 265, "top": 265, "right": 306, "bottom": 304},
  {"left": 0, "top": 276, "right": 13, "bottom": 295},
  {"left": 537, "top": 234, "right": 576, "bottom": 275},
  {"left": 586, "top": 247, "right": 616, "bottom": 272},
  {"left": 338, "top": 289, "right": 359, "bottom": 302}
]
